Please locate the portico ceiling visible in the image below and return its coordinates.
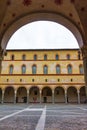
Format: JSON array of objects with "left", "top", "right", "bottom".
[{"left": 0, "top": 0, "right": 87, "bottom": 51}]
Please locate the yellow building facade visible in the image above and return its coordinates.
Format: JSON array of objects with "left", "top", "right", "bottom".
[{"left": 0, "top": 49, "right": 86, "bottom": 104}]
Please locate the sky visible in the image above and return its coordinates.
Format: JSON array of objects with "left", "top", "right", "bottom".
[{"left": 6, "top": 21, "right": 79, "bottom": 50}]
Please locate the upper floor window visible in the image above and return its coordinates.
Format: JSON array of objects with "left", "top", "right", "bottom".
[
  {"left": 79, "top": 64, "right": 84, "bottom": 74},
  {"left": 32, "top": 65, "right": 37, "bottom": 74},
  {"left": 44, "top": 54, "right": 47, "bottom": 60},
  {"left": 56, "top": 54, "right": 59, "bottom": 60},
  {"left": 67, "top": 64, "right": 72, "bottom": 74},
  {"left": 9, "top": 65, "right": 13, "bottom": 74},
  {"left": 11, "top": 55, "right": 14, "bottom": 60},
  {"left": 56, "top": 65, "right": 61, "bottom": 74},
  {"left": 34, "top": 55, "right": 37, "bottom": 60},
  {"left": 44, "top": 65, "right": 48, "bottom": 74},
  {"left": 22, "top": 54, "right": 26, "bottom": 60},
  {"left": 67, "top": 54, "right": 70, "bottom": 60},
  {"left": 22, "top": 65, "right": 26, "bottom": 74}
]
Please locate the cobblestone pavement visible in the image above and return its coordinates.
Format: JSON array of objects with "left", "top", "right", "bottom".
[{"left": 0, "top": 104, "right": 87, "bottom": 130}]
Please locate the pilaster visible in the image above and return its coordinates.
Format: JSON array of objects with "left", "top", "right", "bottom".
[{"left": 81, "top": 45, "right": 87, "bottom": 99}]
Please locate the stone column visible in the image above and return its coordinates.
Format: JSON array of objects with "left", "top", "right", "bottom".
[
  {"left": 65, "top": 89, "right": 67, "bottom": 104},
  {"left": 27, "top": 89, "right": 29, "bottom": 104},
  {"left": 0, "top": 47, "right": 3, "bottom": 74},
  {"left": 40, "top": 90, "right": 42, "bottom": 104},
  {"left": 2, "top": 90, "right": 4, "bottom": 104},
  {"left": 52, "top": 89, "right": 54, "bottom": 104},
  {"left": 81, "top": 45, "right": 87, "bottom": 100},
  {"left": 14, "top": 90, "right": 17, "bottom": 104},
  {"left": 77, "top": 90, "right": 80, "bottom": 104}
]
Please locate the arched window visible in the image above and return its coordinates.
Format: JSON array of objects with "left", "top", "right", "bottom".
[
  {"left": 22, "top": 65, "right": 26, "bottom": 74},
  {"left": 44, "top": 54, "right": 47, "bottom": 60},
  {"left": 67, "top": 64, "right": 72, "bottom": 74},
  {"left": 34, "top": 55, "right": 37, "bottom": 60},
  {"left": 56, "top": 54, "right": 59, "bottom": 60},
  {"left": 32, "top": 65, "right": 36, "bottom": 74},
  {"left": 11, "top": 55, "right": 14, "bottom": 60},
  {"left": 79, "top": 65, "right": 84, "bottom": 74},
  {"left": 9, "top": 65, "right": 13, "bottom": 74},
  {"left": 22, "top": 54, "right": 26, "bottom": 60},
  {"left": 67, "top": 54, "right": 70, "bottom": 60},
  {"left": 56, "top": 65, "right": 60, "bottom": 74},
  {"left": 44, "top": 65, "right": 48, "bottom": 74}
]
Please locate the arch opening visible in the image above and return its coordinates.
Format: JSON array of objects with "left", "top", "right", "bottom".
[
  {"left": 42, "top": 87, "right": 52, "bottom": 103},
  {"left": 29, "top": 86, "right": 40, "bottom": 103},
  {"left": 54, "top": 87, "right": 65, "bottom": 103},
  {"left": 17, "top": 87, "right": 27, "bottom": 103},
  {"left": 4, "top": 87, "right": 14, "bottom": 103},
  {"left": 67, "top": 87, "right": 78, "bottom": 103},
  {"left": 1, "top": 12, "right": 83, "bottom": 51}
]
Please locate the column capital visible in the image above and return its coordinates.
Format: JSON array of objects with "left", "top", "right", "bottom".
[
  {"left": 77, "top": 89, "right": 80, "bottom": 94},
  {"left": 65, "top": 89, "right": 67, "bottom": 94},
  {"left": 52, "top": 89, "right": 54, "bottom": 93},
  {"left": 81, "top": 45, "right": 87, "bottom": 59},
  {"left": 40, "top": 89, "right": 42, "bottom": 94}
]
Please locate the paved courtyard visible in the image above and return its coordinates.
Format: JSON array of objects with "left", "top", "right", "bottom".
[{"left": 0, "top": 104, "right": 87, "bottom": 130}]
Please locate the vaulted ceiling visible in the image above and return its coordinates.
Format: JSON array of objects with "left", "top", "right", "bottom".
[{"left": 0, "top": 0, "right": 87, "bottom": 52}]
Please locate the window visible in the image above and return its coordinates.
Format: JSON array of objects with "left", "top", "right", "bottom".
[
  {"left": 56, "top": 54, "right": 59, "bottom": 60},
  {"left": 56, "top": 65, "right": 60, "bottom": 74},
  {"left": 67, "top": 54, "right": 70, "bottom": 60},
  {"left": 67, "top": 64, "right": 72, "bottom": 74},
  {"left": 44, "top": 65, "right": 48, "bottom": 74},
  {"left": 34, "top": 55, "right": 37, "bottom": 60},
  {"left": 22, "top": 54, "right": 26, "bottom": 60},
  {"left": 79, "top": 65, "right": 84, "bottom": 74},
  {"left": 9, "top": 65, "right": 13, "bottom": 74},
  {"left": 22, "top": 65, "right": 26, "bottom": 74},
  {"left": 44, "top": 54, "right": 47, "bottom": 60},
  {"left": 11, "top": 55, "right": 14, "bottom": 60},
  {"left": 32, "top": 65, "right": 36, "bottom": 74}
]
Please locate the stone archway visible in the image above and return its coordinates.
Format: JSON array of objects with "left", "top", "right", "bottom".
[
  {"left": 42, "top": 87, "right": 52, "bottom": 103},
  {"left": 17, "top": 87, "right": 27, "bottom": 103},
  {"left": 67, "top": 87, "right": 78, "bottom": 103},
  {"left": 4, "top": 87, "right": 14, "bottom": 103},
  {"left": 1, "top": 12, "right": 83, "bottom": 52},
  {"left": 29, "top": 86, "right": 40, "bottom": 103},
  {"left": 80, "top": 86, "right": 86, "bottom": 103},
  {"left": 0, "top": 88, "right": 2, "bottom": 103},
  {"left": 54, "top": 87, "right": 65, "bottom": 103}
]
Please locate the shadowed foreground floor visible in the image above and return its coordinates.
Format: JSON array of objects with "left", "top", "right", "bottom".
[{"left": 0, "top": 104, "right": 87, "bottom": 130}]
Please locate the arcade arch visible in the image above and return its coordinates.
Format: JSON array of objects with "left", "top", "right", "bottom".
[
  {"left": 42, "top": 87, "right": 52, "bottom": 103},
  {"left": 67, "top": 86, "right": 78, "bottom": 103},
  {"left": 54, "top": 87, "right": 65, "bottom": 103},
  {"left": 29, "top": 86, "right": 40, "bottom": 103},
  {"left": 4, "top": 86, "right": 14, "bottom": 103},
  {"left": 1, "top": 12, "right": 83, "bottom": 52},
  {"left": 16, "top": 87, "right": 27, "bottom": 103},
  {"left": 80, "top": 86, "right": 86, "bottom": 103}
]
